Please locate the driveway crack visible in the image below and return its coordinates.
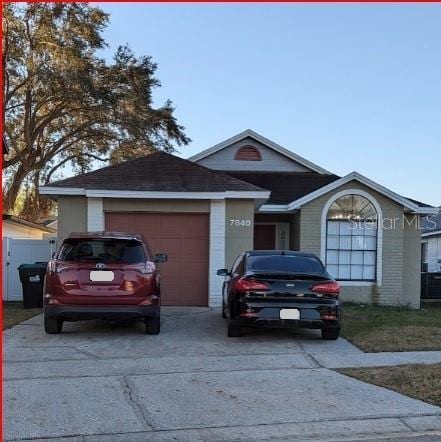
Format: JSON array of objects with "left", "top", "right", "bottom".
[
  {"left": 119, "top": 376, "right": 156, "bottom": 431},
  {"left": 398, "top": 416, "right": 418, "bottom": 432},
  {"left": 296, "top": 341, "right": 322, "bottom": 368},
  {"left": 73, "top": 346, "right": 100, "bottom": 359}
]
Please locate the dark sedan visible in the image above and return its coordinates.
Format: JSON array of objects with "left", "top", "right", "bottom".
[{"left": 217, "top": 250, "right": 341, "bottom": 339}]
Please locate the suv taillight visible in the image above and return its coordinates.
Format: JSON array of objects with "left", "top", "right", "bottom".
[
  {"left": 48, "top": 261, "right": 70, "bottom": 274},
  {"left": 235, "top": 278, "right": 270, "bottom": 293},
  {"left": 311, "top": 281, "right": 340, "bottom": 297}
]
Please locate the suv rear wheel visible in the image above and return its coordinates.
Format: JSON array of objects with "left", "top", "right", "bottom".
[
  {"left": 227, "top": 322, "right": 242, "bottom": 337},
  {"left": 145, "top": 317, "right": 160, "bottom": 335},
  {"left": 321, "top": 327, "right": 340, "bottom": 340},
  {"left": 44, "top": 316, "right": 63, "bottom": 334}
]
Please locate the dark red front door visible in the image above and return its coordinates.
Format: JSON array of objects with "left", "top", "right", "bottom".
[{"left": 254, "top": 224, "right": 276, "bottom": 250}]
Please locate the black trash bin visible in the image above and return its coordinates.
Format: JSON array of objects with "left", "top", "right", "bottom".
[{"left": 18, "top": 263, "right": 48, "bottom": 309}]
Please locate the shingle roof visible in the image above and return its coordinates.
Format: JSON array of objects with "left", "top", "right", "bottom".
[
  {"left": 48, "top": 151, "right": 266, "bottom": 193},
  {"left": 405, "top": 197, "right": 434, "bottom": 209},
  {"left": 222, "top": 171, "right": 340, "bottom": 204},
  {"left": 422, "top": 210, "right": 441, "bottom": 235}
]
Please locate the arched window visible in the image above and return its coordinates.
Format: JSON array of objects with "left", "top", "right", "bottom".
[
  {"left": 326, "top": 194, "right": 377, "bottom": 281},
  {"left": 235, "top": 145, "right": 262, "bottom": 161}
]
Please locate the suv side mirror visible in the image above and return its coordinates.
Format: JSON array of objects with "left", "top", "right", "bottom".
[
  {"left": 154, "top": 253, "right": 168, "bottom": 263},
  {"left": 217, "top": 268, "right": 229, "bottom": 276}
]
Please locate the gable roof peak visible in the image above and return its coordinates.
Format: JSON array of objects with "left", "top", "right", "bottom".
[{"left": 188, "top": 130, "right": 332, "bottom": 175}]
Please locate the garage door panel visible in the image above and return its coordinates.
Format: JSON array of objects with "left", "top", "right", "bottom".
[
  {"left": 152, "top": 238, "right": 182, "bottom": 261},
  {"left": 157, "top": 221, "right": 182, "bottom": 237},
  {"left": 182, "top": 261, "right": 208, "bottom": 272},
  {"left": 182, "top": 238, "right": 208, "bottom": 260},
  {"left": 105, "top": 213, "right": 208, "bottom": 306}
]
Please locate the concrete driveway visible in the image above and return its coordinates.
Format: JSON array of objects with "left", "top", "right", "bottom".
[{"left": 4, "top": 308, "right": 441, "bottom": 441}]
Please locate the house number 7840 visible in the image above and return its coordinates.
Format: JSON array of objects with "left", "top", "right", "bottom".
[{"left": 230, "top": 219, "right": 252, "bottom": 227}]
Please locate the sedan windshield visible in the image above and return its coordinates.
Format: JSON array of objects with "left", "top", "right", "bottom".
[
  {"left": 248, "top": 255, "right": 325, "bottom": 274},
  {"left": 58, "top": 239, "right": 146, "bottom": 264}
]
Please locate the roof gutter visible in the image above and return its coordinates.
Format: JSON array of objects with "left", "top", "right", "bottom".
[
  {"left": 40, "top": 186, "right": 271, "bottom": 201},
  {"left": 422, "top": 230, "right": 441, "bottom": 238},
  {"left": 259, "top": 172, "right": 439, "bottom": 215}
]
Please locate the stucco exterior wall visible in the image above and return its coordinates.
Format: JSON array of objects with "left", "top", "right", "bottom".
[
  {"left": 299, "top": 180, "right": 420, "bottom": 307},
  {"left": 57, "top": 197, "right": 87, "bottom": 241},
  {"left": 225, "top": 199, "right": 255, "bottom": 269}
]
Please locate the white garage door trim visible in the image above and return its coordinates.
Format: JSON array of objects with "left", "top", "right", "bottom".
[{"left": 209, "top": 200, "right": 225, "bottom": 307}]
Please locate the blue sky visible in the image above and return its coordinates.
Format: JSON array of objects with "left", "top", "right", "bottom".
[{"left": 99, "top": 4, "right": 441, "bottom": 206}]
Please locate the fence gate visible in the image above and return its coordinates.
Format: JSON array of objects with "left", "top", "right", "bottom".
[{"left": 2, "top": 238, "right": 56, "bottom": 301}]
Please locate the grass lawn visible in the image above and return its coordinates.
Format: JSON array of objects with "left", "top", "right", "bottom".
[
  {"left": 341, "top": 302, "right": 441, "bottom": 352},
  {"left": 339, "top": 364, "right": 441, "bottom": 407},
  {"left": 3, "top": 302, "right": 42, "bottom": 330}
]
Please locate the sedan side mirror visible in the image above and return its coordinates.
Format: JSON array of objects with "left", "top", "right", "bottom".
[
  {"left": 154, "top": 253, "right": 168, "bottom": 263},
  {"left": 217, "top": 268, "right": 229, "bottom": 276}
]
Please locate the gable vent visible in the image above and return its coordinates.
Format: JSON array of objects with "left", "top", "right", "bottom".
[{"left": 235, "top": 145, "right": 262, "bottom": 161}]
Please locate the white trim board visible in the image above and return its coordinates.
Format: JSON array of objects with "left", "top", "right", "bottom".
[
  {"left": 188, "top": 129, "right": 331, "bottom": 175},
  {"left": 87, "top": 198, "right": 104, "bottom": 231},
  {"left": 40, "top": 187, "right": 271, "bottom": 201},
  {"left": 208, "top": 200, "right": 226, "bottom": 307},
  {"left": 259, "top": 171, "right": 438, "bottom": 215}
]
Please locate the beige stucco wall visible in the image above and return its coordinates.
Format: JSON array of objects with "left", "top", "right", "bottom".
[
  {"left": 299, "top": 180, "right": 421, "bottom": 308},
  {"left": 57, "top": 196, "right": 87, "bottom": 242},
  {"left": 103, "top": 199, "right": 210, "bottom": 213},
  {"left": 225, "top": 199, "right": 255, "bottom": 269}
]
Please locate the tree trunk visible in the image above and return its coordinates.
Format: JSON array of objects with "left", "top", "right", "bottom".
[{"left": 3, "top": 163, "right": 29, "bottom": 213}]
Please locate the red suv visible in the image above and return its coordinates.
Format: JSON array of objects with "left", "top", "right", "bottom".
[{"left": 43, "top": 232, "right": 167, "bottom": 335}]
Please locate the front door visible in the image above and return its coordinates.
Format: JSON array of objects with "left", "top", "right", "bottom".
[{"left": 254, "top": 224, "right": 276, "bottom": 250}]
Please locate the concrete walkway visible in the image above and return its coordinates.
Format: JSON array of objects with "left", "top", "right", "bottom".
[{"left": 4, "top": 308, "right": 441, "bottom": 441}]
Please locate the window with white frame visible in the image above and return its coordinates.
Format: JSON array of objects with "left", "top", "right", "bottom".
[{"left": 326, "top": 194, "right": 377, "bottom": 281}]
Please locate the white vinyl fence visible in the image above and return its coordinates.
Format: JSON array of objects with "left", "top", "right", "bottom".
[{"left": 2, "top": 238, "right": 56, "bottom": 301}]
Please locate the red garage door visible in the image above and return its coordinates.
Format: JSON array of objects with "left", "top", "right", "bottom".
[{"left": 105, "top": 212, "right": 209, "bottom": 306}]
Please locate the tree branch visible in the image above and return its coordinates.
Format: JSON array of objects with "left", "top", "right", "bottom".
[{"left": 44, "top": 153, "right": 108, "bottom": 184}]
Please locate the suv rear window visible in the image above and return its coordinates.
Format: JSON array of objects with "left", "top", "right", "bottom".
[
  {"left": 58, "top": 239, "right": 146, "bottom": 264},
  {"left": 248, "top": 255, "right": 325, "bottom": 274}
]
